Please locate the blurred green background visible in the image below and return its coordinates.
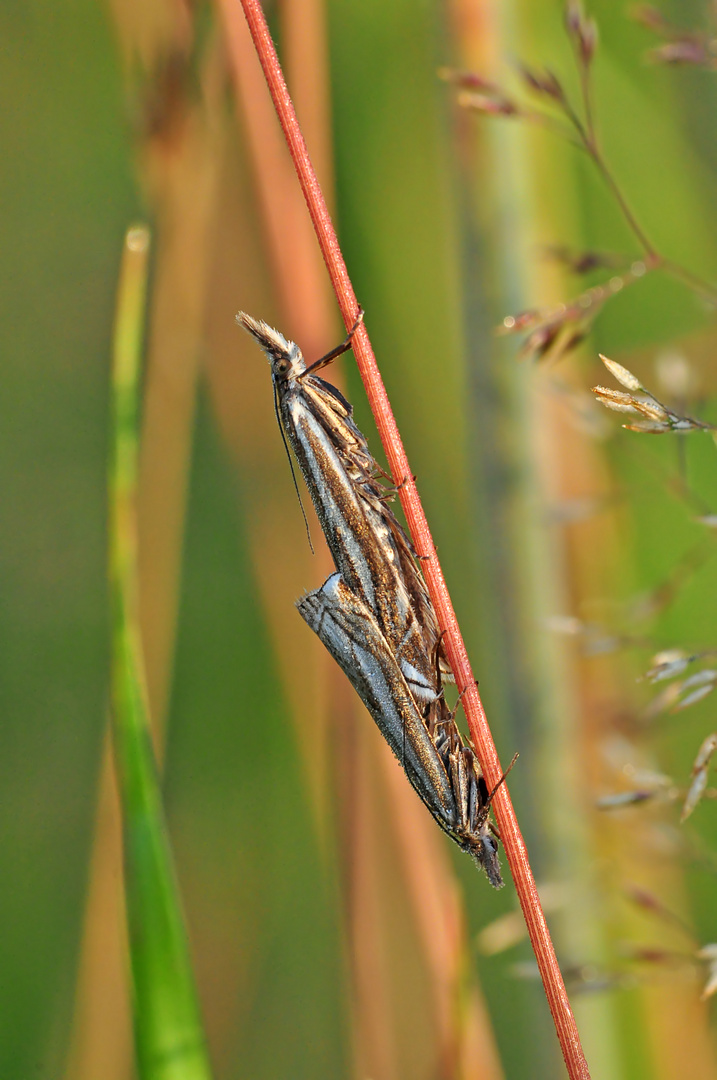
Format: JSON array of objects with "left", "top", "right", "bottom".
[{"left": 2, "top": 0, "right": 717, "bottom": 1077}]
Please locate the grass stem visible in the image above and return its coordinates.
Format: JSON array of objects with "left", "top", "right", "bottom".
[{"left": 109, "top": 224, "right": 213, "bottom": 1080}]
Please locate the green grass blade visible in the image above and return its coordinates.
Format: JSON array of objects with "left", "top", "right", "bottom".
[{"left": 108, "top": 224, "right": 213, "bottom": 1080}]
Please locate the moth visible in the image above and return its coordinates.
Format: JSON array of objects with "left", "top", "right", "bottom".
[
  {"left": 238, "top": 313, "right": 507, "bottom": 885},
  {"left": 237, "top": 312, "right": 444, "bottom": 704},
  {"left": 297, "top": 573, "right": 506, "bottom": 887}
]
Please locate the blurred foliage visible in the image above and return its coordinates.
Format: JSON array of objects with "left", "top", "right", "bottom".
[{"left": 2, "top": 0, "right": 717, "bottom": 1078}]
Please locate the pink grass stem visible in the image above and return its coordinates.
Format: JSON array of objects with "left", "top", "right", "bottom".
[{"left": 236, "top": 2, "right": 591, "bottom": 1076}]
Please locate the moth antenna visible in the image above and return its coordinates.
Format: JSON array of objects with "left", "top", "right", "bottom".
[
  {"left": 402, "top": 703, "right": 406, "bottom": 772},
  {"left": 273, "top": 381, "right": 315, "bottom": 555}
]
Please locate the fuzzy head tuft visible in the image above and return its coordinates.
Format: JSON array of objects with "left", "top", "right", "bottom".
[{"left": 236, "top": 312, "right": 305, "bottom": 379}]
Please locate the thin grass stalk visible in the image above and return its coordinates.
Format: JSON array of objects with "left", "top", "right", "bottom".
[
  {"left": 236, "top": 2, "right": 591, "bottom": 1076},
  {"left": 380, "top": 753, "right": 505, "bottom": 1080},
  {"left": 109, "top": 224, "right": 213, "bottom": 1080},
  {"left": 63, "top": 740, "right": 133, "bottom": 1080},
  {"left": 137, "top": 92, "right": 223, "bottom": 742},
  {"left": 216, "top": 0, "right": 334, "bottom": 350},
  {"left": 282, "top": 0, "right": 335, "bottom": 212},
  {"left": 348, "top": 728, "right": 402, "bottom": 1080},
  {"left": 445, "top": 0, "right": 616, "bottom": 1068}
]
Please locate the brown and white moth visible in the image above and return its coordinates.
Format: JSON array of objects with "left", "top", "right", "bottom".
[
  {"left": 298, "top": 572, "right": 505, "bottom": 886},
  {"left": 238, "top": 312, "right": 443, "bottom": 704},
  {"left": 238, "top": 313, "right": 506, "bottom": 886}
]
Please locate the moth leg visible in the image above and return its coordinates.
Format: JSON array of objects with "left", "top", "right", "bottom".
[
  {"left": 394, "top": 473, "right": 417, "bottom": 492},
  {"left": 302, "top": 309, "right": 364, "bottom": 376}
]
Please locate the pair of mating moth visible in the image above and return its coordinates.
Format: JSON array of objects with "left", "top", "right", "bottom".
[{"left": 238, "top": 312, "right": 508, "bottom": 888}]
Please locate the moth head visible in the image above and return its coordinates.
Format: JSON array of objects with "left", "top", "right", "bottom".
[
  {"left": 469, "top": 828, "right": 504, "bottom": 889},
  {"left": 236, "top": 312, "right": 306, "bottom": 380},
  {"left": 468, "top": 751, "right": 518, "bottom": 888}
]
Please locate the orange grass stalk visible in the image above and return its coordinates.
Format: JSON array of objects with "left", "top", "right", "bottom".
[{"left": 236, "top": 1, "right": 591, "bottom": 1077}]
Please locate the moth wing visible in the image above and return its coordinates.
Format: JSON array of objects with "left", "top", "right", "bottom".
[{"left": 297, "top": 573, "right": 456, "bottom": 825}]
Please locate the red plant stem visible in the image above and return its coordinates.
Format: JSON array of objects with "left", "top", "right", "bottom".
[{"left": 237, "top": 2, "right": 591, "bottom": 1077}]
